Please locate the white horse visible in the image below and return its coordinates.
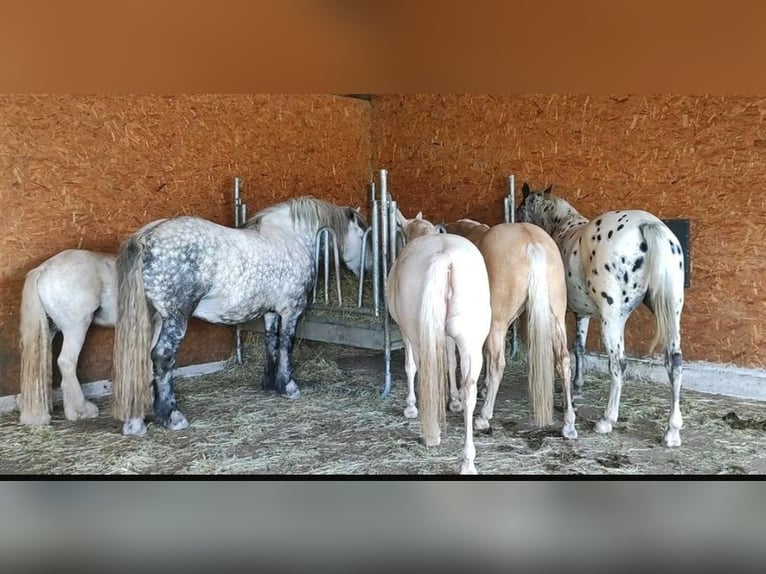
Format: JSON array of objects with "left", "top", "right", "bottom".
[
  {"left": 388, "top": 214, "right": 491, "bottom": 474},
  {"left": 18, "top": 249, "right": 116, "bottom": 425},
  {"left": 517, "top": 183, "right": 685, "bottom": 447}
]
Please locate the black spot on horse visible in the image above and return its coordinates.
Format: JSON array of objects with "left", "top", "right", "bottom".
[
  {"left": 679, "top": 261, "right": 683, "bottom": 269},
  {"left": 573, "top": 249, "right": 577, "bottom": 255},
  {"left": 623, "top": 296, "right": 629, "bottom": 304},
  {"left": 600, "top": 291, "right": 614, "bottom": 305},
  {"left": 623, "top": 271, "right": 628, "bottom": 283},
  {"left": 640, "top": 241, "right": 647, "bottom": 252},
  {"left": 591, "top": 287, "right": 596, "bottom": 294},
  {"left": 622, "top": 290, "right": 626, "bottom": 296},
  {"left": 593, "top": 269, "right": 598, "bottom": 275},
  {"left": 604, "top": 263, "right": 610, "bottom": 272},
  {"left": 621, "top": 256, "right": 626, "bottom": 264},
  {"left": 591, "top": 235, "right": 596, "bottom": 241},
  {"left": 596, "top": 219, "right": 602, "bottom": 226},
  {"left": 608, "top": 230, "right": 613, "bottom": 239},
  {"left": 617, "top": 224, "right": 624, "bottom": 232},
  {"left": 632, "top": 257, "right": 644, "bottom": 272},
  {"left": 568, "top": 271, "right": 572, "bottom": 277},
  {"left": 597, "top": 234, "right": 602, "bottom": 241},
  {"left": 591, "top": 250, "right": 596, "bottom": 257}
]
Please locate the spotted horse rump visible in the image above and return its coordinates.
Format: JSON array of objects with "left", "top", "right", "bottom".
[{"left": 517, "top": 183, "right": 685, "bottom": 447}]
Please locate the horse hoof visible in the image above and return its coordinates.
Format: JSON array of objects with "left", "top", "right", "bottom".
[
  {"left": 403, "top": 405, "right": 418, "bottom": 419},
  {"left": 562, "top": 424, "right": 578, "bottom": 440},
  {"left": 662, "top": 430, "right": 682, "bottom": 448},
  {"left": 166, "top": 410, "right": 189, "bottom": 431},
  {"left": 19, "top": 411, "right": 51, "bottom": 426},
  {"left": 424, "top": 435, "right": 441, "bottom": 447},
  {"left": 122, "top": 418, "right": 147, "bottom": 436},
  {"left": 280, "top": 381, "right": 301, "bottom": 399},
  {"left": 594, "top": 418, "right": 613, "bottom": 434},
  {"left": 65, "top": 400, "right": 100, "bottom": 421},
  {"left": 460, "top": 462, "right": 478, "bottom": 475},
  {"left": 448, "top": 399, "right": 463, "bottom": 413},
  {"left": 473, "top": 417, "right": 490, "bottom": 431}
]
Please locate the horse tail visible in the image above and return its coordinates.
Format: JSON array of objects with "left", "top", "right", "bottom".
[
  {"left": 18, "top": 265, "right": 53, "bottom": 425},
  {"left": 525, "top": 243, "right": 555, "bottom": 428},
  {"left": 642, "top": 223, "right": 683, "bottom": 355},
  {"left": 417, "top": 253, "right": 450, "bottom": 447},
  {"left": 111, "top": 234, "right": 153, "bottom": 422}
]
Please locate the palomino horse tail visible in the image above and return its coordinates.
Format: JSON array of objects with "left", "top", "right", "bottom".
[
  {"left": 111, "top": 234, "right": 153, "bottom": 422},
  {"left": 18, "top": 265, "right": 53, "bottom": 425},
  {"left": 417, "top": 253, "right": 450, "bottom": 447},
  {"left": 642, "top": 223, "right": 682, "bottom": 355},
  {"left": 525, "top": 243, "right": 555, "bottom": 428}
]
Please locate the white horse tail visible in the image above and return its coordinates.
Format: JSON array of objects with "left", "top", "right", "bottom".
[
  {"left": 525, "top": 243, "right": 555, "bottom": 427},
  {"left": 417, "top": 253, "right": 450, "bottom": 447},
  {"left": 18, "top": 265, "right": 53, "bottom": 425},
  {"left": 112, "top": 234, "right": 153, "bottom": 422},
  {"left": 643, "top": 223, "right": 681, "bottom": 355}
]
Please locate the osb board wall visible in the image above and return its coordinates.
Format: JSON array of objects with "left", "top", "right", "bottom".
[
  {"left": 372, "top": 95, "right": 766, "bottom": 369},
  {"left": 0, "top": 94, "right": 372, "bottom": 397}
]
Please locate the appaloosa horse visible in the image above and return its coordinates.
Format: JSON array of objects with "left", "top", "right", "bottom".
[{"left": 517, "top": 183, "right": 685, "bottom": 446}]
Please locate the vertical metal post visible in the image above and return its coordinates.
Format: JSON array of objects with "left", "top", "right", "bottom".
[
  {"left": 507, "top": 174, "right": 519, "bottom": 361},
  {"left": 389, "top": 200, "right": 398, "bottom": 263},
  {"left": 379, "top": 169, "right": 392, "bottom": 398},
  {"left": 371, "top": 200, "right": 380, "bottom": 317},
  {"left": 233, "top": 177, "right": 244, "bottom": 365}
]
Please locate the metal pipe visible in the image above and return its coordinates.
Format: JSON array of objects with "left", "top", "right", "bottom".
[
  {"left": 379, "top": 169, "right": 392, "bottom": 398},
  {"left": 233, "top": 176, "right": 242, "bottom": 227},
  {"left": 371, "top": 200, "right": 380, "bottom": 317},
  {"left": 508, "top": 173, "right": 519, "bottom": 361},
  {"left": 389, "top": 199, "right": 398, "bottom": 262},
  {"left": 357, "top": 227, "right": 372, "bottom": 308},
  {"left": 233, "top": 176, "right": 244, "bottom": 365}
]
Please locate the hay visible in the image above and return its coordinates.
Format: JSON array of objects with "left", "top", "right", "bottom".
[{"left": 1, "top": 333, "right": 765, "bottom": 475}]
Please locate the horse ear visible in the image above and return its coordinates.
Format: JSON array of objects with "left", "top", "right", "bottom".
[
  {"left": 543, "top": 185, "right": 553, "bottom": 196},
  {"left": 396, "top": 208, "right": 407, "bottom": 227},
  {"left": 415, "top": 211, "right": 423, "bottom": 220},
  {"left": 522, "top": 182, "right": 530, "bottom": 198}
]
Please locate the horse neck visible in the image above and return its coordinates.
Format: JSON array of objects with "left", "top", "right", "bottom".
[{"left": 548, "top": 198, "right": 589, "bottom": 246}]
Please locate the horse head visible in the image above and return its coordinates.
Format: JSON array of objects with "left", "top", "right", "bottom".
[
  {"left": 396, "top": 209, "right": 438, "bottom": 241},
  {"left": 516, "top": 182, "right": 554, "bottom": 228},
  {"left": 340, "top": 206, "right": 372, "bottom": 278}
]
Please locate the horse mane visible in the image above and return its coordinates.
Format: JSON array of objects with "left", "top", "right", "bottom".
[
  {"left": 548, "top": 193, "right": 587, "bottom": 224},
  {"left": 246, "top": 196, "right": 366, "bottom": 238}
]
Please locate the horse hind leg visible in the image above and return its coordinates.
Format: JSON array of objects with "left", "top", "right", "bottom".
[
  {"left": 662, "top": 318, "right": 683, "bottom": 448},
  {"left": 474, "top": 319, "right": 507, "bottom": 431},
  {"left": 151, "top": 314, "right": 189, "bottom": 430},
  {"left": 274, "top": 307, "right": 303, "bottom": 399},
  {"left": 572, "top": 315, "right": 590, "bottom": 398},
  {"left": 261, "top": 312, "right": 279, "bottom": 391},
  {"left": 403, "top": 340, "right": 418, "bottom": 419},
  {"left": 594, "top": 316, "right": 627, "bottom": 434},
  {"left": 456, "top": 337, "right": 483, "bottom": 475},
  {"left": 59, "top": 320, "right": 100, "bottom": 421},
  {"left": 447, "top": 337, "right": 462, "bottom": 413},
  {"left": 553, "top": 318, "right": 577, "bottom": 439}
]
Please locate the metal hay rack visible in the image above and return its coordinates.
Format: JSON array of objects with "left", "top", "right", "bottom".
[{"left": 233, "top": 169, "right": 405, "bottom": 398}]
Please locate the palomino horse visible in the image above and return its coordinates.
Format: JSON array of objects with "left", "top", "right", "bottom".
[
  {"left": 18, "top": 249, "right": 116, "bottom": 425},
  {"left": 444, "top": 218, "right": 490, "bottom": 246},
  {"left": 395, "top": 211, "right": 464, "bottom": 413},
  {"left": 388, "top": 225, "right": 491, "bottom": 474},
  {"left": 517, "top": 183, "right": 685, "bottom": 447},
  {"left": 112, "top": 197, "right": 369, "bottom": 436},
  {"left": 447, "top": 218, "right": 577, "bottom": 439}
]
